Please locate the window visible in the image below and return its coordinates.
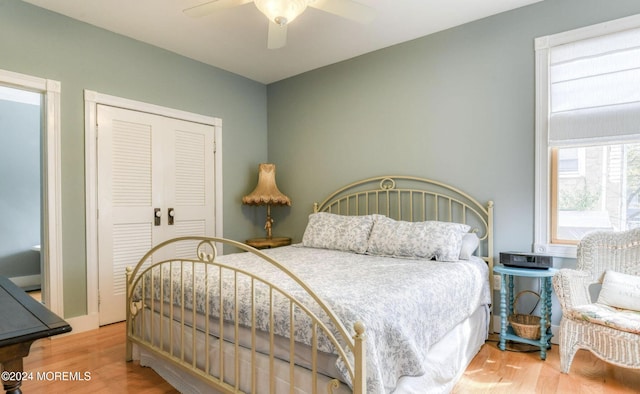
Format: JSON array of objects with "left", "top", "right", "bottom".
[
  {"left": 535, "top": 14, "right": 640, "bottom": 257},
  {"left": 557, "top": 147, "right": 584, "bottom": 176}
]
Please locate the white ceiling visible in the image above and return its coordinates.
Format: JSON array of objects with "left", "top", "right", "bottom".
[{"left": 22, "top": 0, "right": 542, "bottom": 84}]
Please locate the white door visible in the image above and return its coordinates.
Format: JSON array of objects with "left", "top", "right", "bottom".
[{"left": 97, "top": 105, "right": 215, "bottom": 325}]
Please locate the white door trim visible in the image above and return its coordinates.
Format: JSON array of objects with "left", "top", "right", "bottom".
[
  {"left": 0, "top": 69, "right": 63, "bottom": 317},
  {"left": 84, "top": 90, "right": 223, "bottom": 326}
]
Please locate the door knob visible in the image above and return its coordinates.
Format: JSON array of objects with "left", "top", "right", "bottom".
[
  {"left": 154, "top": 208, "right": 161, "bottom": 226},
  {"left": 168, "top": 208, "right": 175, "bottom": 225}
]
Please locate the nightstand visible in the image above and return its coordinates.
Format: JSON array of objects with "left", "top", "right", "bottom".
[
  {"left": 245, "top": 237, "right": 291, "bottom": 249},
  {"left": 494, "top": 264, "right": 557, "bottom": 360}
]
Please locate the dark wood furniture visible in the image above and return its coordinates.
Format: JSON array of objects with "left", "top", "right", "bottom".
[
  {"left": 0, "top": 276, "right": 71, "bottom": 394},
  {"left": 245, "top": 236, "right": 291, "bottom": 249}
]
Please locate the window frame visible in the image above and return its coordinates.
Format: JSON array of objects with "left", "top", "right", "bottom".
[{"left": 534, "top": 13, "right": 640, "bottom": 258}]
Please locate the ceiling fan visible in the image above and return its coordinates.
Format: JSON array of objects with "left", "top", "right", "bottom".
[{"left": 184, "top": 0, "right": 376, "bottom": 49}]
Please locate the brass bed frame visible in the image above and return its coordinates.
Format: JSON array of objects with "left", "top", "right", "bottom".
[{"left": 125, "top": 175, "right": 494, "bottom": 394}]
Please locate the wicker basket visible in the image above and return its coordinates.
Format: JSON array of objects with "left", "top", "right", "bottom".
[{"left": 508, "top": 290, "right": 548, "bottom": 340}]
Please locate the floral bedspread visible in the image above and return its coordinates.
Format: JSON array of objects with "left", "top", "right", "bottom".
[{"left": 137, "top": 245, "right": 490, "bottom": 394}]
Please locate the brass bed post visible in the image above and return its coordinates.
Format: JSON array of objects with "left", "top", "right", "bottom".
[
  {"left": 488, "top": 200, "right": 494, "bottom": 268},
  {"left": 352, "top": 322, "right": 366, "bottom": 394},
  {"left": 125, "top": 266, "right": 133, "bottom": 361},
  {"left": 487, "top": 200, "right": 495, "bottom": 315}
]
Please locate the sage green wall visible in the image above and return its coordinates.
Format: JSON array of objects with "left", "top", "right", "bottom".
[
  {"left": 267, "top": 0, "right": 640, "bottom": 258},
  {"left": 0, "top": 0, "right": 268, "bottom": 318}
]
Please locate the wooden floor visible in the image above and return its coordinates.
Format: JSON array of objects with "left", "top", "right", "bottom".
[
  {"left": 19, "top": 324, "right": 640, "bottom": 393},
  {"left": 454, "top": 334, "right": 640, "bottom": 393},
  {"left": 21, "top": 322, "right": 177, "bottom": 394}
]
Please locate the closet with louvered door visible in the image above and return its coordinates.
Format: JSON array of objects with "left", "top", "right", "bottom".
[{"left": 96, "top": 104, "right": 216, "bottom": 326}]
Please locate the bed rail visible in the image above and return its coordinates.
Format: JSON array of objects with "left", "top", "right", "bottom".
[{"left": 126, "top": 236, "right": 365, "bottom": 394}]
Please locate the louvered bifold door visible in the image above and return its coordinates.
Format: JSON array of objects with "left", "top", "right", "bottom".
[
  {"left": 97, "top": 105, "right": 215, "bottom": 325},
  {"left": 164, "top": 119, "right": 215, "bottom": 259}
]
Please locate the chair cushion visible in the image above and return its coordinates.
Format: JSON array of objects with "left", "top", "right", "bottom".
[{"left": 568, "top": 303, "right": 640, "bottom": 335}]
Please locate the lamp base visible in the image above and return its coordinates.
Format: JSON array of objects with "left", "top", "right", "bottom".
[
  {"left": 264, "top": 204, "right": 274, "bottom": 238},
  {"left": 245, "top": 237, "right": 292, "bottom": 250}
]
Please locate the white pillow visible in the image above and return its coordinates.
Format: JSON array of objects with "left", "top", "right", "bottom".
[
  {"left": 597, "top": 270, "right": 640, "bottom": 312},
  {"left": 366, "top": 216, "right": 470, "bottom": 261},
  {"left": 301, "top": 212, "right": 377, "bottom": 254},
  {"left": 459, "top": 232, "right": 480, "bottom": 260}
]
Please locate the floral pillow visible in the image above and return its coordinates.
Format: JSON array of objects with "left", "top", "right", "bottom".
[
  {"left": 366, "top": 216, "right": 470, "bottom": 261},
  {"left": 301, "top": 212, "right": 377, "bottom": 254}
]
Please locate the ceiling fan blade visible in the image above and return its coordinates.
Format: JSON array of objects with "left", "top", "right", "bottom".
[
  {"left": 267, "top": 21, "right": 287, "bottom": 49},
  {"left": 309, "top": 0, "right": 375, "bottom": 24},
  {"left": 183, "top": 0, "right": 252, "bottom": 18}
]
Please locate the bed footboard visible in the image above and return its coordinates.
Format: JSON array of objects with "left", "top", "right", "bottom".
[{"left": 125, "top": 236, "right": 365, "bottom": 394}]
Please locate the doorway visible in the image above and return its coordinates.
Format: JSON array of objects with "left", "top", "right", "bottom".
[
  {"left": 0, "top": 86, "right": 42, "bottom": 291},
  {"left": 0, "top": 69, "right": 63, "bottom": 317}
]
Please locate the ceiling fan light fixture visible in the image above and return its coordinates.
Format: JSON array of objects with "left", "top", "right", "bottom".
[{"left": 254, "top": 0, "right": 310, "bottom": 26}]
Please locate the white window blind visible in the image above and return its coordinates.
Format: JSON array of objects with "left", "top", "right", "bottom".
[{"left": 549, "top": 27, "right": 640, "bottom": 146}]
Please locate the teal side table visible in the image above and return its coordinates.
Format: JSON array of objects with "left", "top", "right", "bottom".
[{"left": 494, "top": 264, "right": 557, "bottom": 360}]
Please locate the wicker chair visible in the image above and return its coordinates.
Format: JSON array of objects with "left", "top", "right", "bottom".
[{"left": 552, "top": 228, "right": 640, "bottom": 373}]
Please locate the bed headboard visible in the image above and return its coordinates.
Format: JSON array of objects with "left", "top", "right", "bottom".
[{"left": 313, "top": 176, "right": 494, "bottom": 267}]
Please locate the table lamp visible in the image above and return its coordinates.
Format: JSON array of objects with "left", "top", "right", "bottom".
[{"left": 242, "top": 163, "right": 291, "bottom": 239}]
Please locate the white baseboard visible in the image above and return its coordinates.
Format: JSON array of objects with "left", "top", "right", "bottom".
[
  {"left": 55, "top": 313, "right": 100, "bottom": 337},
  {"left": 9, "top": 274, "right": 41, "bottom": 290}
]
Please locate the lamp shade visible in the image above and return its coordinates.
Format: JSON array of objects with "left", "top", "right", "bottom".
[
  {"left": 242, "top": 163, "right": 291, "bottom": 206},
  {"left": 254, "top": 0, "right": 309, "bottom": 26}
]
